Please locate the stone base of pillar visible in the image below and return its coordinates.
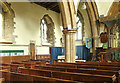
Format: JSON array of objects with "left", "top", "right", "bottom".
[{"left": 91, "top": 55, "right": 97, "bottom": 61}]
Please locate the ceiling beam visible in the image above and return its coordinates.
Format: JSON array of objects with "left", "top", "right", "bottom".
[
  {"left": 34, "top": 2, "right": 60, "bottom": 13},
  {"left": 46, "top": 2, "right": 58, "bottom": 10}
]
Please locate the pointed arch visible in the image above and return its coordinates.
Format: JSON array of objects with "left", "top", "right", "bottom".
[{"left": 40, "top": 14, "right": 55, "bottom": 46}]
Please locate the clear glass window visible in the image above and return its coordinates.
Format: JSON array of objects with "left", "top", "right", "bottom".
[
  {"left": 76, "top": 16, "right": 82, "bottom": 40},
  {"left": 41, "top": 19, "right": 48, "bottom": 43}
]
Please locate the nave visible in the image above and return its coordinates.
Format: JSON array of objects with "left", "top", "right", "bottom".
[
  {"left": 0, "top": 0, "right": 120, "bottom": 83},
  {"left": 0, "top": 58, "right": 119, "bottom": 83}
]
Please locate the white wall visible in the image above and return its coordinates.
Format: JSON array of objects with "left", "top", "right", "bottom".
[
  {"left": 11, "top": 2, "right": 62, "bottom": 46},
  {"left": 1, "top": 2, "right": 62, "bottom": 55}
]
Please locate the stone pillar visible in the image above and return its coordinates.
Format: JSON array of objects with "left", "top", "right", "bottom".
[
  {"left": 118, "top": 1, "right": 120, "bottom": 47},
  {"left": 118, "top": 27, "right": 120, "bottom": 47},
  {"left": 91, "top": 35, "right": 99, "bottom": 61},
  {"left": 63, "top": 29, "right": 77, "bottom": 63}
]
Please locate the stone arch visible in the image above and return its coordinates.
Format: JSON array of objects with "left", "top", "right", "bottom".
[
  {"left": 86, "top": 1, "right": 99, "bottom": 38},
  {"left": 77, "top": 1, "right": 99, "bottom": 60},
  {"left": 40, "top": 14, "right": 55, "bottom": 46},
  {"left": 1, "top": 2, "right": 15, "bottom": 43},
  {"left": 77, "top": 2, "right": 99, "bottom": 41}
]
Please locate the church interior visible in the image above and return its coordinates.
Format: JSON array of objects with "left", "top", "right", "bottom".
[{"left": 0, "top": 0, "right": 120, "bottom": 82}]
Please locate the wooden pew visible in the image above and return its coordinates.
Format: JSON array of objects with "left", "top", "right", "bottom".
[
  {"left": 0, "top": 63, "right": 10, "bottom": 71},
  {"left": 34, "top": 65, "right": 119, "bottom": 77},
  {"left": 82, "top": 61, "right": 120, "bottom": 67},
  {"left": 0, "top": 78, "right": 5, "bottom": 83},
  {"left": 0, "top": 66, "right": 10, "bottom": 71},
  {"left": 0, "top": 70, "right": 78, "bottom": 83},
  {"left": 0, "top": 63, "right": 10, "bottom": 66},
  {"left": 11, "top": 61, "right": 47, "bottom": 73},
  {"left": 19, "top": 67, "right": 116, "bottom": 83},
  {"left": 54, "top": 59, "right": 65, "bottom": 63},
  {"left": 23, "top": 61, "right": 47, "bottom": 68},
  {"left": 47, "top": 63, "right": 120, "bottom": 82},
  {"left": 11, "top": 62, "right": 24, "bottom": 67},
  {"left": 51, "top": 71, "right": 115, "bottom": 83},
  {"left": 19, "top": 68, "right": 51, "bottom": 77},
  {"left": 47, "top": 63, "right": 120, "bottom": 71},
  {"left": 58, "top": 62, "right": 120, "bottom": 67},
  {"left": 10, "top": 64, "right": 19, "bottom": 72}
]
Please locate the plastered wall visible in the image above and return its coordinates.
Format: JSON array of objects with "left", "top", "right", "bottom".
[{"left": 1, "top": 2, "right": 62, "bottom": 55}]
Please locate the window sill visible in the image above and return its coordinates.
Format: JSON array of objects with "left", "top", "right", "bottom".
[
  {"left": 0, "top": 39, "right": 13, "bottom": 44},
  {"left": 0, "top": 41, "right": 13, "bottom": 44}
]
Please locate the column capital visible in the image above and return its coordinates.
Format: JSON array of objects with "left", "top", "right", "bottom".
[{"left": 62, "top": 29, "right": 77, "bottom": 34}]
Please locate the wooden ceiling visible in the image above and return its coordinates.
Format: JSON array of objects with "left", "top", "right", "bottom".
[
  {"left": 34, "top": 2, "right": 60, "bottom": 13},
  {"left": 99, "top": 1, "right": 120, "bottom": 22},
  {"left": 107, "top": 2, "right": 119, "bottom": 16}
]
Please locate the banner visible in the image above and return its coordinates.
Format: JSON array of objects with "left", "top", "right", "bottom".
[{"left": 86, "top": 38, "right": 92, "bottom": 49}]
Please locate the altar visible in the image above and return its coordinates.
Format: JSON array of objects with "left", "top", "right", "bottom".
[{"left": 58, "top": 55, "right": 78, "bottom": 59}]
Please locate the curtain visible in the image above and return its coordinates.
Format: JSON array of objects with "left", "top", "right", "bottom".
[
  {"left": 76, "top": 45, "right": 90, "bottom": 61},
  {"left": 50, "top": 47, "right": 64, "bottom": 63},
  {"left": 51, "top": 45, "right": 90, "bottom": 63}
]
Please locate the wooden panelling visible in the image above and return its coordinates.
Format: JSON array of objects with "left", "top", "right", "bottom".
[
  {"left": 0, "top": 55, "right": 30, "bottom": 64},
  {"left": 0, "top": 54, "right": 50, "bottom": 64}
]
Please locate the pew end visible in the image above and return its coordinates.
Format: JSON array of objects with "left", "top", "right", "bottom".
[{"left": 0, "top": 78, "right": 5, "bottom": 83}]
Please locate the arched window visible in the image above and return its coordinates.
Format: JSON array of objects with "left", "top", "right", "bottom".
[
  {"left": 75, "top": 15, "right": 83, "bottom": 40},
  {"left": 40, "top": 15, "right": 55, "bottom": 46}
]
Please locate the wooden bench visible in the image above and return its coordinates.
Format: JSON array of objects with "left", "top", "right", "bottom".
[
  {"left": 54, "top": 59, "right": 65, "bottom": 63},
  {"left": 47, "top": 63, "right": 120, "bottom": 71},
  {"left": 19, "top": 68, "right": 51, "bottom": 77},
  {"left": 34, "top": 65, "right": 119, "bottom": 82},
  {"left": 10, "top": 64, "right": 19, "bottom": 72},
  {"left": 55, "top": 62, "right": 120, "bottom": 67},
  {"left": 19, "top": 67, "right": 116, "bottom": 83},
  {"left": 0, "top": 70, "right": 78, "bottom": 83},
  {"left": 81, "top": 61, "right": 120, "bottom": 66},
  {"left": 0, "top": 66, "right": 10, "bottom": 71},
  {"left": 0, "top": 63, "right": 10, "bottom": 66},
  {"left": 10, "top": 61, "right": 47, "bottom": 72},
  {"left": 0, "top": 78, "right": 5, "bottom": 83},
  {"left": 34, "top": 65, "right": 119, "bottom": 77},
  {"left": 11, "top": 62, "right": 24, "bottom": 67}
]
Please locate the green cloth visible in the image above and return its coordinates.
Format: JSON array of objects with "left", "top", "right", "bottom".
[{"left": 103, "top": 44, "right": 108, "bottom": 49}]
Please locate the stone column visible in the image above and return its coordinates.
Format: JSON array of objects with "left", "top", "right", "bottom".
[
  {"left": 118, "top": 27, "right": 120, "bottom": 47},
  {"left": 63, "top": 29, "right": 77, "bottom": 63},
  {"left": 118, "top": 1, "right": 120, "bottom": 47}
]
